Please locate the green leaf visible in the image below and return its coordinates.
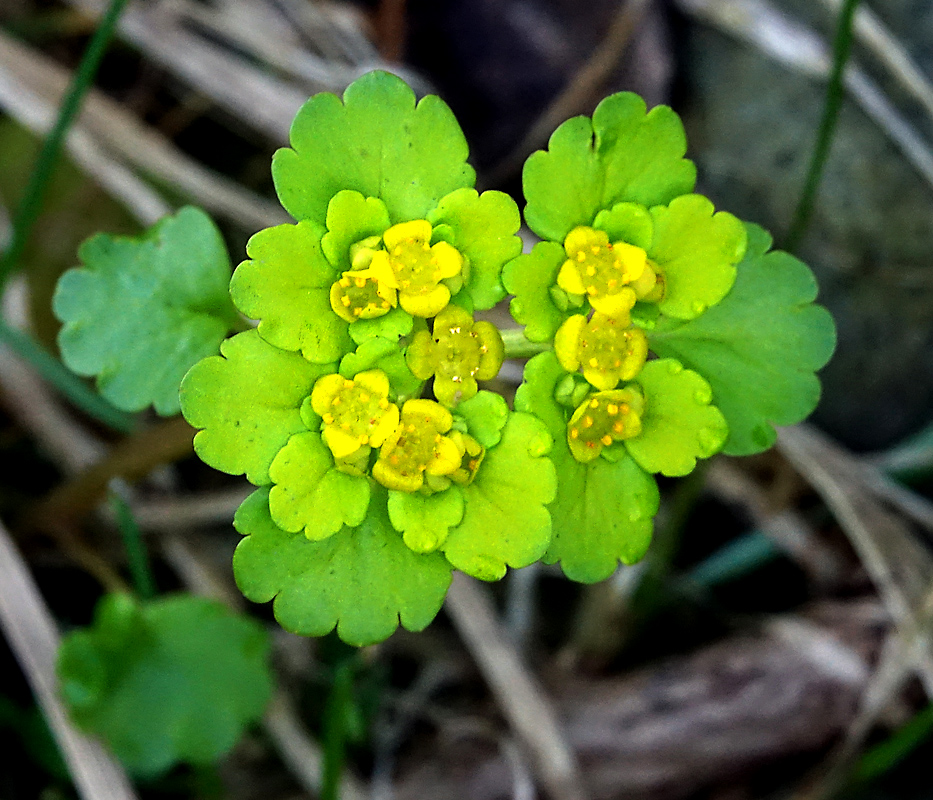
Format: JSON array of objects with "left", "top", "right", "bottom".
[
  {"left": 515, "top": 352, "right": 657, "bottom": 581},
  {"left": 180, "top": 330, "right": 332, "bottom": 485},
  {"left": 57, "top": 593, "right": 272, "bottom": 777},
  {"left": 347, "top": 304, "right": 414, "bottom": 346},
  {"left": 649, "top": 223, "right": 836, "bottom": 455},
  {"left": 502, "top": 241, "right": 568, "bottom": 342},
  {"left": 387, "top": 488, "right": 465, "bottom": 553},
  {"left": 54, "top": 207, "right": 237, "bottom": 415},
  {"left": 453, "top": 390, "right": 509, "bottom": 447},
  {"left": 428, "top": 188, "right": 522, "bottom": 310},
  {"left": 321, "top": 190, "right": 391, "bottom": 272},
  {"left": 523, "top": 94, "right": 696, "bottom": 242},
  {"left": 268, "top": 432, "right": 370, "bottom": 540},
  {"left": 593, "top": 201, "right": 653, "bottom": 250},
  {"left": 272, "top": 71, "right": 475, "bottom": 226},
  {"left": 442, "top": 412, "right": 556, "bottom": 580},
  {"left": 547, "top": 455, "right": 657, "bottom": 582},
  {"left": 230, "top": 221, "right": 352, "bottom": 363},
  {"left": 625, "top": 358, "right": 728, "bottom": 477},
  {"left": 340, "top": 337, "right": 422, "bottom": 399},
  {"left": 648, "top": 194, "right": 747, "bottom": 320},
  {"left": 233, "top": 488, "right": 452, "bottom": 646}
]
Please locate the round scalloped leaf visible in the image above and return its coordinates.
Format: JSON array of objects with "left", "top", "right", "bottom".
[
  {"left": 54, "top": 207, "right": 238, "bottom": 415},
  {"left": 340, "top": 337, "right": 422, "bottom": 399},
  {"left": 502, "top": 241, "right": 568, "bottom": 342},
  {"left": 593, "top": 201, "right": 653, "bottom": 250},
  {"left": 180, "top": 330, "right": 332, "bottom": 485},
  {"left": 523, "top": 94, "right": 696, "bottom": 242},
  {"left": 348, "top": 304, "right": 414, "bottom": 346},
  {"left": 57, "top": 593, "right": 271, "bottom": 777},
  {"left": 231, "top": 221, "right": 351, "bottom": 363},
  {"left": 268, "top": 432, "right": 370, "bottom": 540},
  {"left": 441, "top": 412, "right": 555, "bottom": 581},
  {"left": 387, "top": 487, "right": 465, "bottom": 553},
  {"left": 273, "top": 71, "right": 474, "bottom": 226},
  {"left": 454, "top": 390, "right": 509, "bottom": 447},
  {"left": 625, "top": 358, "right": 728, "bottom": 477},
  {"left": 648, "top": 194, "right": 747, "bottom": 320},
  {"left": 649, "top": 223, "right": 836, "bottom": 455},
  {"left": 233, "top": 487, "right": 452, "bottom": 646},
  {"left": 427, "top": 188, "right": 522, "bottom": 310},
  {"left": 514, "top": 352, "right": 657, "bottom": 581},
  {"left": 321, "top": 190, "right": 390, "bottom": 272}
]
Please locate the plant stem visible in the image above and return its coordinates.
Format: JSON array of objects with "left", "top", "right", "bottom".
[
  {"left": 0, "top": 321, "right": 134, "bottom": 432},
  {"left": 0, "top": 0, "right": 132, "bottom": 289},
  {"left": 108, "top": 485, "right": 156, "bottom": 600},
  {"left": 500, "top": 328, "right": 551, "bottom": 359},
  {"left": 785, "top": 0, "right": 861, "bottom": 251},
  {"left": 321, "top": 659, "right": 355, "bottom": 800}
]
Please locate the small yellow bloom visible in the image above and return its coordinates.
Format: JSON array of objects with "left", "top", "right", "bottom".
[
  {"left": 566, "top": 387, "right": 644, "bottom": 463},
  {"left": 311, "top": 370, "right": 399, "bottom": 460},
  {"left": 329, "top": 267, "right": 397, "bottom": 322},
  {"left": 554, "top": 313, "right": 648, "bottom": 391},
  {"left": 369, "top": 220, "right": 464, "bottom": 317},
  {"left": 406, "top": 304, "right": 505, "bottom": 406},
  {"left": 373, "top": 399, "right": 463, "bottom": 492},
  {"left": 556, "top": 226, "right": 647, "bottom": 318}
]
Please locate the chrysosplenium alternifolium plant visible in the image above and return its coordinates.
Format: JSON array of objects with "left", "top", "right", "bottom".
[{"left": 56, "top": 71, "right": 835, "bottom": 646}]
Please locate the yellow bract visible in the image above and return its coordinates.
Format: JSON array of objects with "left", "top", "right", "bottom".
[
  {"left": 554, "top": 312, "right": 648, "bottom": 391},
  {"left": 369, "top": 220, "right": 464, "bottom": 317},
  {"left": 373, "top": 399, "right": 463, "bottom": 492},
  {"left": 329, "top": 267, "right": 397, "bottom": 322},
  {"left": 566, "top": 387, "right": 644, "bottom": 463},
  {"left": 311, "top": 370, "right": 399, "bottom": 461},
  {"left": 557, "top": 226, "right": 648, "bottom": 318}
]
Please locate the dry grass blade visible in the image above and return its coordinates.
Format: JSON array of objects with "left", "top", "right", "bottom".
[
  {"left": 0, "top": 29, "right": 287, "bottom": 230},
  {"left": 0, "top": 517, "right": 139, "bottom": 800},
  {"left": 0, "top": 60, "right": 170, "bottom": 225},
  {"left": 674, "top": 0, "right": 933, "bottom": 194},
  {"left": 707, "top": 459, "right": 848, "bottom": 586},
  {"left": 445, "top": 572, "right": 589, "bottom": 800},
  {"left": 819, "top": 0, "right": 933, "bottom": 127},
  {"left": 131, "top": 486, "right": 252, "bottom": 532},
  {"left": 778, "top": 427, "right": 933, "bottom": 643}
]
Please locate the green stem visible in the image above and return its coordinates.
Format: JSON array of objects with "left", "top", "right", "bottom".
[
  {"left": 0, "top": 0, "right": 132, "bottom": 289},
  {"left": 321, "top": 660, "right": 355, "bottom": 800},
  {"left": 500, "top": 328, "right": 551, "bottom": 359},
  {"left": 785, "top": 0, "right": 861, "bottom": 251},
  {"left": 108, "top": 487, "right": 156, "bottom": 600},
  {"left": 0, "top": 321, "right": 134, "bottom": 432}
]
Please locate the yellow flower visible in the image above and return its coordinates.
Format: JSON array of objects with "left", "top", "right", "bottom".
[
  {"left": 311, "top": 370, "right": 399, "bottom": 460},
  {"left": 405, "top": 304, "right": 505, "bottom": 406},
  {"left": 369, "top": 220, "right": 464, "bottom": 317},
  {"left": 556, "top": 227, "right": 657, "bottom": 317},
  {"left": 329, "top": 267, "right": 397, "bottom": 322},
  {"left": 554, "top": 313, "right": 648, "bottom": 391},
  {"left": 566, "top": 387, "right": 644, "bottom": 463},
  {"left": 373, "top": 399, "right": 463, "bottom": 492}
]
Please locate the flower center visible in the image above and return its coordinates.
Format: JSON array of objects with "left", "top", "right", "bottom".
[
  {"left": 329, "top": 269, "right": 396, "bottom": 322},
  {"left": 566, "top": 387, "right": 644, "bottom": 463},
  {"left": 373, "top": 399, "right": 463, "bottom": 492},
  {"left": 311, "top": 371, "right": 399, "bottom": 460}
]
